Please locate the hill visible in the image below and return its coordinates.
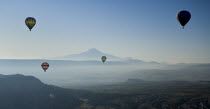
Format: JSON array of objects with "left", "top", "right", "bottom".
[
  {"left": 0, "top": 74, "right": 85, "bottom": 109},
  {"left": 0, "top": 74, "right": 210, "bottom": 109}
]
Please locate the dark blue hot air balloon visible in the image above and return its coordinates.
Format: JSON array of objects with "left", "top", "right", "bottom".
[{"left": 176, "top": 10, "right": 191, "bottom": 29}]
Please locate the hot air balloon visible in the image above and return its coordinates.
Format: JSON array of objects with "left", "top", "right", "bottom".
[
  {"left": 25, "top": 17, "right": 36, "bottom": 31},
  {"left": 41, "top": 62, "right": 49, "bottom": 72},
  {"left": 49, "top": 93, "right": 55, "bottom": 109},
  {"left": 176, "top": 10, "right": 191, "bottom": 29},
  {"left": 101, "top": 56, "right": 107, "bottom": 63},
  {"left": 49, "top": 93, "right": 55, "bottom": 99}
]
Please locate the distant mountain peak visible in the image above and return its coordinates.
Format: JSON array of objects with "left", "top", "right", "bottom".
[
  {"left": 84, "top": 48, "right": 103, "bottom": 54},
  {"left": 50, "top": 48, "right": 123, "bottom": 61},
  {"left": 87, "top": 48, "right": 100, "bottom": 52}
]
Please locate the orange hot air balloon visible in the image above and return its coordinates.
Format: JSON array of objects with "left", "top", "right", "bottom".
[{"left": 41, "top": 62, "right": 49, "bottom": 72}]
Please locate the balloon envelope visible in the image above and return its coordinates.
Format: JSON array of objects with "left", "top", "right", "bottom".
[
  {"left": 41, "top": 62, "right": 49, "bottom": 72},
  {"left": 101, "top": 56, "right": 107, "bottom": 63},
  {"left": 25, "top": 17, "right": 36, "bottom": 31},
  {"left": 176, "top": 10, "right": 191, "bottom": 28}
]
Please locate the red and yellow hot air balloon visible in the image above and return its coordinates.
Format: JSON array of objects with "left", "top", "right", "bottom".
[{"left": 41, "top": 62, "right": 49, "bottom": 72}]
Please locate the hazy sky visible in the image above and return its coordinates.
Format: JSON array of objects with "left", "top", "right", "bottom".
[{"left": 0, "top": 0, "right": 209, "bottom": 63}]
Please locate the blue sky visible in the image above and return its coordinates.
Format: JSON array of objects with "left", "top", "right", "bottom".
[{"left": 0, "top": 0, "right": 209, "bottom": 63}]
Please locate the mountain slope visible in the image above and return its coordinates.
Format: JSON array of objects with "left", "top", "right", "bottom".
[{"left": 0, "top": 74, "right": 83, "bottom": 109}]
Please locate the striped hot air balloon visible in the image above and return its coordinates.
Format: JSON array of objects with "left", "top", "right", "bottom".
[
  {"left": 25, "top": 17, "right": 36, "bottom": 31},
  {"left": 101, "top": 56, "right": 107, "bottom": 63},
  {"left": 41, "top": 62, "right": 49, "bottom": 72}
]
